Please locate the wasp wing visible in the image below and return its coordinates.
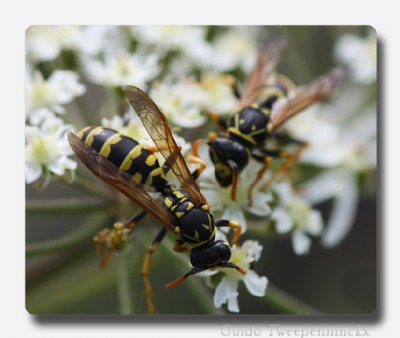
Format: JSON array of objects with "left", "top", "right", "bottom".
[
  {"left": 68, "top": 132, "right": 176, "bottom": 232},
  {"left": 238, "top": 38, "right": 287, "bottom": 109},
  {"left": 269, "top": 68, "right": 345, "bottom": 131},
  {"left": 122, "top": 85, "right": 207, "bottom": 207}
]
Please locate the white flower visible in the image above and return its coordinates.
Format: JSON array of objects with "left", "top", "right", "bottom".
[
  {"left": 26, "top": 26, "right": 81, "bottom": 62},
  {"left": 26, "top": 114, "right": 77, "bottom": 186},
  {"left": 26, "top": 70, "right": 86, "bottom": 115},
  {"left": 213, "top": 240, "right": 268, "bottom": 313},
  {"left": 334, "top": 31, "right": 377, "bottom": 84},
  {"left": 199, "top": 159, "right": 273, "bottom": 233},
  {"left": 84, "top": 51, "right": 159, "bottom": 88},
  {"left": 75, "top": 26, "right": 121, "bottom": 57},
  {"left": 132, "top": 26, "right": 210, "bottom": 55},
  {"left": 199, "top": 75, "right": 238, "bottom": 116},
  {"left": 284, "top": 91, "right": 376, "bottom": 248},
  {"left": 101, "top": 111, "right": 147, "bottom": 141},
  {"left": 271, "top": 182, "right": 323, "bottom": 255},
  {"left": 301, "top": 169, "right": 358, "bottom": 248},
  {"left": 149, "top": 80, "right": 207, "bottom": 128},
  {"left": 207, "top": 27, "right": 258, "bottom": 72}
]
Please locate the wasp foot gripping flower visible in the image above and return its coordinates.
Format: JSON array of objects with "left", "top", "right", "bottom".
[{"left": 212, "top": 239, "right": 268, "bottom": 313}]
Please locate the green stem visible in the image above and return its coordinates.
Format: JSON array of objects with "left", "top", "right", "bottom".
[
  {"left": 73, "top": 174, "right": 114, "bottom": 200},
  {"left": 26, "top": 212, "right": 107, "bottom": 257},
  {"left": 116, "top": 251, "right": 136, "bottom": 314},
  {"left": 26, "top": 252, "right": 118, "bottom": 314},
  {"left": 26, "top": 197, "right": 105, "bottom": 213},
  {"left": 264, "top": 283, "right": 324, "bottom": 315}
]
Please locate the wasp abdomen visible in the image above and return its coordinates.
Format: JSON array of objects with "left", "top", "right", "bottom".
[{"left": 76, "top": 126, "right": 167, "bottom": 191}]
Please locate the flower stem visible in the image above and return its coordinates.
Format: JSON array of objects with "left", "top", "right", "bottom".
[
  {"left": 26, "top": 212, "right": 108, "bottom": 257},
  {"left": 73, "top": 174, "right": 114, "bottom": 199},
  {"left": 264, "top": 283, "right": 324, "bottom": 315},
  {"left": 26, "top": 197, "right": 104, "bottom": 213},
  {"left": 116, "top": 251, "right": 137, "bottom": 314}
]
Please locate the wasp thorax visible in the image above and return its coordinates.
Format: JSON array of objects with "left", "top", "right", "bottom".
[{"left": 190, "top": 240, "right": 231, "bottom": 268}]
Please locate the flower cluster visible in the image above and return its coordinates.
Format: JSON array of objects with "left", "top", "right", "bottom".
[{"left": 26, "top": 26, "right": 376, "bottom": 314}]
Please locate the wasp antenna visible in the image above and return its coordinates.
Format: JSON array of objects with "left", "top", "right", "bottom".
[
  {"left": 219, "top": 262, "right": 247, "bottom": 276},
  {"left": 165, "top": 274, "right": 187, "bottom": 289},
  {"left": 235, "top": 265, "right": 247, "bottom": 276}
]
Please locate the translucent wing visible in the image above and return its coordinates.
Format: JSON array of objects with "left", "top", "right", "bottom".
[
  {"left": 68, "top": 132, "right": 176, "bottom": 232},
  {"left": 238, "top": 38, "right": 287, "bottom": 109},
  {"left": 269, "top": 68, "right": 345, "bottom": 131},
  {"left": 122, "top": 85, "right": 207, "bottom": 207}
]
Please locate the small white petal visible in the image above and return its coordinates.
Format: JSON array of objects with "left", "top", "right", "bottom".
[
  {"left": 246, "top": 191, "right": 272, "bottom": 217},
  {"left": 25, "top": 163, "right": 42, "bottom": 184},
  {"left": 272, "top": 182, "right": 293, "bottom": 206},
  {"left": 321, "top": 171, "right": 358, "bottom": 248},
  {"left": 25, "top": 126, "right": 41, "bottom": 142},
  {"left": 271, "top": 208, "right": 293, "bottom": 234},
  {"left": 292, "top": 229, "right": 312, "bottom": 255},
  {"left": 301, "top": 170, "right": 345, "bottom": 205},
  {"left": 227, "top": 294, "right": 240, "bottom": 313},
  {"left": 241, "top": 240, "right": 263, "bottom": 262},
  {"left": 243, "top": 270, "right": 268, "bottom": 297},
  {"left": 47, "top": 162, "right": 65, "bottom": 175},
  {"left": 307, "top": 210, "right": 323, "bottom": 236},
  {"left": 213, "top": 277, "right": 239, "bottom": 308}
]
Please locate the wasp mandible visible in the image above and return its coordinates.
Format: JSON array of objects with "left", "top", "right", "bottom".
[
  {"left": 68, "top": 86, "right": 245, "bottom": 314},
  {"left": 192, "top": 39, "right": 344, "bottom": 205}
]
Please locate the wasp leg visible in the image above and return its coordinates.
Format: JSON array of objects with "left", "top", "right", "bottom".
[
  {"left": 247, "top": 154, "right": 273, "bottom": 207},
  {"left": 141, "top": 227, "right": 167, "bottom": 314},
  {"left": 146, "top": 145, "right": 182, "bottom": 153},
  {"left": 224, "top": 74, "right": 241, "bottom": 99},
  {"left": 259, "top": 143, "right": 308, "bottom": 191},
  {"left": 188, "top": 139, "right": 209, "bottom": 181},
  {"left": 273, "top": 132, "right": 308, "bottom": 146},
  {"left": 272, "top": 134, "right": 308, "bottom": 179},
  {"left": 215, "top": 219, "right": 242, "bottom": 245},
  {"left": 209, "top": 112, "right": 228, "bottom": 134},
  {"left": 95, "top": 209, "right": 148, "bottom": 268},
  {"left": 173, "top": 239, "right": 190, "bottom": 253},
  {"left": 227, "top": 160, "right": 239, "bottom": 202}
]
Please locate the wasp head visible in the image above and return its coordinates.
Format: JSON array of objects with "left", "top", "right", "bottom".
[
  {"left": 189, "top": 240, "right": 231, "bottom": 269},
  {"left": 208, "top": 137, "right": 249, "bottom": 187}
]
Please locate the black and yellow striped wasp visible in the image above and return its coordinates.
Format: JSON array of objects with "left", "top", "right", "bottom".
[
  {"left": 68, "top": 85, "right": 244, "bottom": 314},
  {"left": 192, "top": 39, "right": 344, "bottom": 205}
]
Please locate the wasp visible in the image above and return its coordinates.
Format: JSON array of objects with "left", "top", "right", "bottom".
[
  {"left": 192, "top": 39, "right": 344, "bottom": 205},
  {"left": 68, "top": 85, "right": 245, "bottom": 314}
]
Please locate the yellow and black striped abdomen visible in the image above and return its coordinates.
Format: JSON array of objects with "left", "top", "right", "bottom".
[{"left": 76, "top": 126, "right": 166, "bottom": 192}]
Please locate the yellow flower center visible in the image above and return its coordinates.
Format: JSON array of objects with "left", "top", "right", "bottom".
[{"left": 26, "top": 135, "right": 59, "bottom": 165}]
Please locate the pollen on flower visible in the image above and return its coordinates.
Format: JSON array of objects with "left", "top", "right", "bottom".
[{"left": 26, "top": 135, "right": 59, "bottom": 165}]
